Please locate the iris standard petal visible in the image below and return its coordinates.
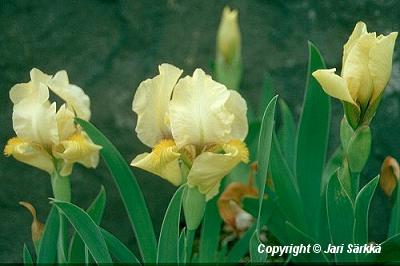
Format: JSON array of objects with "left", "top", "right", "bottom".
[
  {"left": 225, "top": 90, "right": 248, "bottom": 141},
  {"left": 342, "top": 21, "right": 368, "bottom": 67},
  {"left": 4, "top": 137, "right": 54, "bottom": 174},
  {"left": 47, "top": 70, "right": 91, "bottom": 121},
  {"left": 131, "top": 139, "right": 182, "bottom": 186},
  {"left": 342, "top": 33, "right": 376, "bottom": 106},
  {"left": 169, "top": 68, "right": 234, "bottom": 149},
  {"left": 12, "top": 99, "right": 59, "bottom": 145},
  {"left": 368, "top": 32, "right": 398, "bottom": 104},
  {"left": 10, "top": 69, "right": 51, "bottom": 104},
  {"left": 312, "top": 69, "right": 356, "bottom": 105},
  {"left": 56, "top": 104, "right": 77, "bottom": 141},
  {"left": 133, "top": 64, "right": 183, "bottom": 147}
]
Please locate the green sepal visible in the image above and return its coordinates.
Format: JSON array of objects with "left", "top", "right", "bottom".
[
  {"left": 338, "top": 159, "right": 352, "bottom": 201},
  {"left": 363, "top": 93, "right": 383, "bottom": 125},
  {"left": 215, "top": 53, "right": 242, "bottom": 90},
  {"left": 183, "top": 186, "right": 206, "bottom": 230},
  {"left": 340, "top": 116, "right": 354, "bottom": 150},
  {"left": 343, "top": 101, "right": 360, "bottom": 129},
  {"left": 347, "top": 126, "right": 371, "bottom": 173}
]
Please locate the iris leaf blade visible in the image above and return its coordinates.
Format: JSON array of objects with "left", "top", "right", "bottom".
[
  {"left": 76, "top": 118, "right": 157, "bottom": 262},
  {"left": 52, "top": 200, "right": 112, "bottom": 263},
  {"left": 296, "top": 42, "right": 331, "bottom": 237},
  {"left": 36, "top": 206, "right": 59, "bottom": 264},
  {"left": 157, "top": 186, "right": 185, "bottom": 263},
  {"left": 198, "top": 196, "right": 222, "bottom": 263},
  {"left": 68, "top": 186, "right": 106, "bottom": 263}
]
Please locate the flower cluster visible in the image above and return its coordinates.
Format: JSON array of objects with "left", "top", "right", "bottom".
[
  {"left": 131, "top": 64, "right": 249, "bottom": 200},
  {"left": 4, "top": 68, "right": 101, "bottom": 176}
]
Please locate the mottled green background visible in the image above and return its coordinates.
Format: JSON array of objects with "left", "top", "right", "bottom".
[{"left": 1, "top": 0, "right": 399, "bottom": 262}]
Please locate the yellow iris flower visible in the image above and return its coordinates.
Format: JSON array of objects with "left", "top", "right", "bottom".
[
  {"left": 4, "top": 68, "right": 101, "bottom": 176},
  {"left": 312, "top": 21, "right": 397, "bottom": 127},
  {"left": 131, "top": 64, "right": 249, "bottom": 200}
]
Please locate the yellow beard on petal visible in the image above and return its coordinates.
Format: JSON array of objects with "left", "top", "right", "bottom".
[
  {"left": 131, "top": 138, "right": 182, "bottom": 186},
  {"left": 224, "top": 139, "right": 249, "bottom": 163},
  {"left": 4, "top": 137, "right": 55, "bottom": 174},
  {"left": 53, "top": 132, "right": 101, "bottom": 164},
  {"left": 4, "top": 137, "right": 24, "bottom": 156},
  {"left": 152, "top": 139, "right": 179, "bottom": 166}
]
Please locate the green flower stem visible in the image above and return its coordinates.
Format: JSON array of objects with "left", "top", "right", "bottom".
[
  {"left": 51, "top": 171, "right": 71, "bottom": 202},
  {"left": 50, "top": 169, "right": 71, "bottom": 263},
  {"left": 215, "top": 55, "right": 242, "bottom": 90},
  {"left": 339, "top": 117, "right": 372, "bottom": 200}
]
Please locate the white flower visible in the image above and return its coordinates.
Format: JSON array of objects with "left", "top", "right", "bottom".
[
  {"left": 131, "top": 64, "right": 249, "bottom": 200},
  {"left": 4, "top": 68, "right": 101, "bottom": 176}
]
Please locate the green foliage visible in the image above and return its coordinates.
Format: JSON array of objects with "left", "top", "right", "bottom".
[
  {"left": 285, "top": 222, "right": 328, "bottom": 263},
  {"left": 389, "top": 185, "right": 400, "bottom": 237},
  {"left": 250, "top": 96, "right": 278, "bottom": 263},
  {"left": 22, "top": 244, "right": 33, "bottom": 265},
  {"left": 68, "top": 186, "right": 106, "bottom": 262},
  {"left": 225, "top": 224, "right": 256, "bottom": 263},
  {"left": 157, "top": 186, "right": 185, "bottom": 263},
  {"left": 354, "top": 175, "right": 379, "bottom": 245},
  {"left": 326, "top": 172, "right": 355, "bottom": 262},
  {"left": 52, "top": 200, "right": 112, "bottom": 263},
  {"left": 198, "top": 196, "right": 222, "bottom": 263},
  {"left": 277, "top": 99, "right": 296, "bottom": 171},
  {"left": 270, "top": 134, "right": 305, "bottom": 229},
  {"left": 36, "top": 207, "right": 59, "bottom": 263},
  {"left": 368, "top": 233, "right": 400, "bottom": 263},
  {"left": 76, "top": 118, "right": 157, "bottom": 263},
  {"left": 295, "top": 42, "right": 331, "bottom": 238},
  {"left": 250, "top": 231, "right": 268, "bottom": 263},
  {"left": 347, "top": 126, "right": 372, "bottom": 174},
  {"left": 178, "top": 228, "right": 187, "bottom": 264},
  {"left": 100, "top": 228, "right": 140, "bottom": 263}
]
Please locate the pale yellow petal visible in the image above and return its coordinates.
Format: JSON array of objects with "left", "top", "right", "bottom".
[
  {"left": 343, "top": 21, "right": 368, "bottom": 67},
  {"left": 169, "top": 68, "right": 234, "bottom": 148},
  {"left": 53, "top": 132, "right": 101, "bottom": 171},
  {"left": 12, "top": 99, "right": 59, "bottom": 145},
  {"left": 187, "top": 140, "right": 248, "bottom": 200},
  {"left": 131, "top": 139, "right": 182, "bottom": 185},
  {"left": 47, "top": 70, "right": 91, "bottom": 120},
  {"left": 342, "top": 33, "right": 376, "bottom": 106},
  {"left": 4, "top": 137, "right": 54, "bottom": 174},
  {"left": 56, "top": 104, "right": 77, "bottom": 141},
  {"left": 133, "top": 64, "right": 183, "bottom": 147},
  {"left": 369, "top": 32, "right": 398, "bottom": 103},
  {"left": 312, "top": 69, "right": 356, "bottom": 105},
  {"left": 10, "top": 69, "right": 51, "bottom": 104},
  {"left": 225, "top": 90, "right": 248, "bottom": 141}
]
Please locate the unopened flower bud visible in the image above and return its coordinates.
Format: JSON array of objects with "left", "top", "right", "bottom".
[
  {"left": 217, "top": 7, "right": 241, "bottom": 64},
  {"left": 380, "top": 156, "right": 400, "bottom": 197}
]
